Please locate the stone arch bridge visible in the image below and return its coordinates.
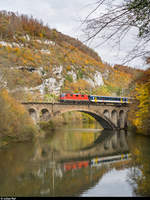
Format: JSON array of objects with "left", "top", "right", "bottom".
[{"left": 22, "top": 102, "right": 129, "bottom": 130}]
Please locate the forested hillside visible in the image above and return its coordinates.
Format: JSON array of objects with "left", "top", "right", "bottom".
[{"left": 0, "top": 11, "right": 142, "bottom": 102}]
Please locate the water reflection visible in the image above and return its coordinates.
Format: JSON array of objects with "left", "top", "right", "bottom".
[
  {"left": 32, "top": 129, "right": 130, "bottom": 164},
  {"left": 127, "top": 133, "right": 150, "bottom": 197},
  {"left": 48, "top": 128, "right": 102, "bottom": 152},
  {"left": 0, "top": 126, "right": 134, "bottom": 197}
]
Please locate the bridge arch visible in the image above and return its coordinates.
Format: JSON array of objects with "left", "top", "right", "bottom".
[
  {"left": 103, "top": 109, "right": 110, "bottom": 118},
  {"left": 54, "top": 109, "right": 116, "bottom": 130},
  {"left": 111, "top": 110, "right": 117, "bottom": 126},
  {"left": 40, "top": 108, "right": 51, "bottom": 121},
  {"left": 119, "top": 110, "right": 125, "bottom": 129},
  {"left": 28, "top": 108, "right": 37, "bottom": 122}
]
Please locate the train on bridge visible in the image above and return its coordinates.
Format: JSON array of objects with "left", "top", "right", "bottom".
[{"left": 60, "top": 93, "right": 130, "bottom": 105}]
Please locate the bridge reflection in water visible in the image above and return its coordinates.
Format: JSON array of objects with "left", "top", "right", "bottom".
[
  {"left": 32, "top": 129, "right": 131, "bottom": 196},
  {"left": 0, "top": 129, "right": 132, "bottom": 197},
  {"left": 33, "top": 129, "right": 129, "bottom": 162}
]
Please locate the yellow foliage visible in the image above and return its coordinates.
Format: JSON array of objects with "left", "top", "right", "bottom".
[
  {"left": 66, "top": 65, "right": 71, "bottom": 71},
  {"left": 131, "top": 76, "right": 150, "bottom": 135},
  {"left": 0, "top": 89, "right": 37, "bottom": 140},
  {"left": 39, "top": 33, "right": 43, "bottom": 38}
]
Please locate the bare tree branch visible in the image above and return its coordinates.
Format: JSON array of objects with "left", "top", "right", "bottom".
[{"left": 81, "top": 0, "right": 150, "bottom": 65}]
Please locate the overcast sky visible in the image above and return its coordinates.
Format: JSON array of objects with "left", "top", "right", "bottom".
[{"left": 0, "top": 0, "right": 149, "bottom": 69}]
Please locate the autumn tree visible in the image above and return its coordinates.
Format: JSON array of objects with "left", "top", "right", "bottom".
[
  {"left": 128, "top": 68, "right": 150, "bottom": 135},
  {"left": 0, "top": 89, "right": 37, "bottom": 141}
]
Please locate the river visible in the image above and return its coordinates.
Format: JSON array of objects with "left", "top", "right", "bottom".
[{"left": 0, "top": 122, "right": 150, "bottom": 197}]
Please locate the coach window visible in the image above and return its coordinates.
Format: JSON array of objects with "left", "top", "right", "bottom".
[{"left": 90, "top": 96, "right": 94, "bottom": 100}]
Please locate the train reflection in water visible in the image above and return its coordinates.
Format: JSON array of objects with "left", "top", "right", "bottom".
[{"left": 64, "top": 153, "right": 131, "bottom": 172}]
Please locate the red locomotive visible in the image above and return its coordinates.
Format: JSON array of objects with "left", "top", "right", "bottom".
[{"left": 60, "top": 93, "right": 89, "bottom": 103}]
